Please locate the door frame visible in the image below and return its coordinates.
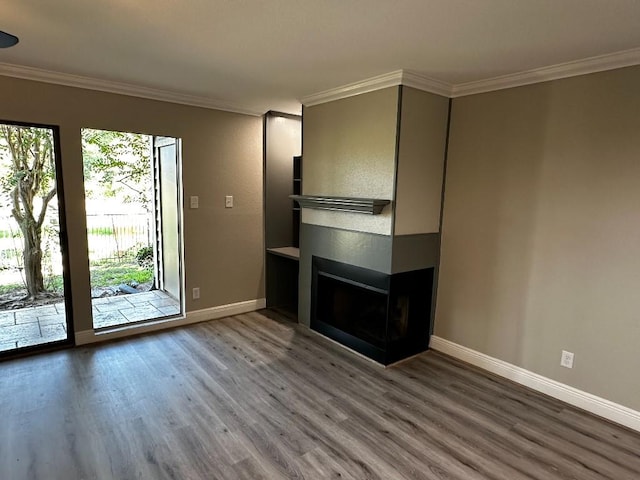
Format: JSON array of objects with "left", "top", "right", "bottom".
[
  {"left": 152, "top": 136, "right": 185, "bottom": 310},
  {"left": 0, "top": 119, "right": 74, "bottom": 358}
]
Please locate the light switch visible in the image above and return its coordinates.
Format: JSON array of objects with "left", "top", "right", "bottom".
[
  {"left": 225, "top": 195, "right": 233, "bottom": 208},
  {"left": 190, "top": 196, "right": 199, "bottom": 209}
]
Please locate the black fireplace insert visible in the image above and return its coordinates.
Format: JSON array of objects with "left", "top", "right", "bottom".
[{"left": 311, "top": 256, "right": 433, "bottom": 365}]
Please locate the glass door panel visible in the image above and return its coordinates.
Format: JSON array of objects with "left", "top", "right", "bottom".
[{"left": 0, "top": 122, "right": 72, "bottom": 355}]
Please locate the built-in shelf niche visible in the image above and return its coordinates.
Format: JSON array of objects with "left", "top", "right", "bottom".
[
  {"left": 292, "top": 155, "right": 302, "bottom": 247},
  {"left": 264, "top": 112, "right": 301, "bottom": 316}
]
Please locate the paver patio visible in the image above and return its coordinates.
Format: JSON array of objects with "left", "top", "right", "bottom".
[{"left": 0, "top": 290, "right": 180, "bottom": 353}]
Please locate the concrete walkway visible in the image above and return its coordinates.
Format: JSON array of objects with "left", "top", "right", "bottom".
[{"left": 0, "top": 290, "right": 180, "bottom": 353}]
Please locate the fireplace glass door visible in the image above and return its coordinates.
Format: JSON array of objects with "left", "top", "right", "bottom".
[
  {"left": 317, "top": 273, "right": 389, "bottom": 350},
  {"left": 311, "top": 256, "right": 433, "bottom": 365}
]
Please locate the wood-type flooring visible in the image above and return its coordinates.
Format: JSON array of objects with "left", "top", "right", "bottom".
[{"left": 1, "top": 309, "right": 639, "bottom": 479}]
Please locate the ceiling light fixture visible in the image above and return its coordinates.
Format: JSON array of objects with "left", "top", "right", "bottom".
[{"left": 0, "top": 30, "right": 19, "bottom": 48}]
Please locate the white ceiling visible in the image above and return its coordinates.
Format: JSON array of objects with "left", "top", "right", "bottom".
[{"left": 1, "top": 0, "right": 640, "bottom": 114}]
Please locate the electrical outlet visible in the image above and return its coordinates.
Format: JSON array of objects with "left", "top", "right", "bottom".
[
  {"left": 225, "top": 195, "right": 233, "bottom": 208},
  {"left": 192, "top": 287, "right": 200, "bottom": 300},
  {"left": 560, "top": 350, "right": 574, "bottom": 369},
  {"left": 190, "top": 195, "right": 199, "bottom": 209}
]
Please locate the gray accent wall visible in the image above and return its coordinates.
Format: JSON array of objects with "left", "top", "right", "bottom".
[
  {"left": 391, "top": 233, "right": 440, "bottom": 274},
  {"left": 392, "top": 232, "right": 442, "bottom": 337},
  {"left": 298, "top": 223, "right": 393, "bottom": 326},
  {"left": 298, "top": 227, "right": 442, "bottom": 327}
]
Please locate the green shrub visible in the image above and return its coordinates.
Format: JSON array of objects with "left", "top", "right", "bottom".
[
  {"left": 135, "top": 246, "right": 154, "bottom": 269},
  {"left": 45, "top": 275, "right": 65, "bottom": 293}
]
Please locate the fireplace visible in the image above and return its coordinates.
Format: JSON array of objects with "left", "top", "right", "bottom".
[{"left": 311, "top": 256, "right": 433, "bottom": 365}]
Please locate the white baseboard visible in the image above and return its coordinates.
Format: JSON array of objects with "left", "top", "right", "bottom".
[
  {"left": 429, "top": 336, "right": 640, "bottom": 432},
  {"left": 185, "top": 298, "right": 266, "bottom": 323},
  {"left": 75, "top": 298, "right": 266, "bottom": 346}
]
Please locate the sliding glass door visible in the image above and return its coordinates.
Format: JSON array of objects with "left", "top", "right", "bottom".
[{"left": 0, "top": 121, "right": 72, "bottom": 355}]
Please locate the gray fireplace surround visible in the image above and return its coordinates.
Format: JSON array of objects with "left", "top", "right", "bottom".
[{"left": 298, "top": 223, "right": 440, "bottom": 354}]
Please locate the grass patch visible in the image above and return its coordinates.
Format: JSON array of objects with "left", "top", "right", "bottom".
[
  {"left": 90, "top": 262, "right": 153, "bottom": 288},
  {"left": 0, "top": 277, "right": 65, "bottom": 295},
  {"left": 0, "top": 282, "right": 23, "bottom": 295},
  {"left": 0, "top": 262, "right": 152, "bottom": 297},
  {"left": 87, "top": 227, "right": 115, "bottom": 236}
]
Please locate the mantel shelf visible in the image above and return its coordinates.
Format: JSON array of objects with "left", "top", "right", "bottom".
[{"left": 290, "top": 195, "right": 391, "bottom": 215}]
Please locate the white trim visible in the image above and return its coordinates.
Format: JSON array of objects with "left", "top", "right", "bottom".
[
  {"left": 429, "top": 336, "right": 640, "bottom": 432},
  {"left": 301, "top": 48, "right": 640, "bottom": 105},
  {"left": 74, "top": 298, "right": 266, "bottom": 345},
  {"left": 3, "top": 47, "right": 639, "bottom": 113},
  {"left": 400, "top": 70, "right": 452, "bottom": 98},
  {"left": 0, "top": 62, "right": 263, "bottom": 116},
  {"left": 301, "top": 70, "right": 451, "bottom": 106},
  {"left": 301, "top": 70, "right": 404, "bottom": 106},
  {"left": 186, "top": 298, "right": 266, "bottom": 323},
  {"left": 451, "top": 47, "right": 640, "bottom": 97}
]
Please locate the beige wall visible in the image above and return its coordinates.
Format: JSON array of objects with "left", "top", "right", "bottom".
[
  {"left": 394, "top": 87, "right": 449, "bottom": 235},
  {"left": 0, "top": 76, "right": 264, "bottom": 333},
  {"left": 302, "top": 87, "right": 398, "bottom": 235},
  {"left": 436, "top": 66, "right": 640, "bottom": 410}
]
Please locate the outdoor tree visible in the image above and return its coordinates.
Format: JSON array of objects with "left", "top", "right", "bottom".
[
  {"left": 81, "top": 129, "right": 152, "bottom": 208},
  {"left": 0, "top": 125, "right": 57, "bottom": 299}
]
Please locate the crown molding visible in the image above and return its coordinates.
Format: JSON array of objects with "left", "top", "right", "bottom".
[
  {"left": 301, "top": 47, "right": 640, "bottom": 106},
  {"left": 451, "top": 47, "right": 640, "bottom": 97},
  {"left": 300, "top": 69, "right": 452, "bottom": 106},
  {"left": 0, "top": 62, "right": 263, "bottom": 116},
  {"left": 3, "top": 46, "right": 639, "bottom": 114},
  {"left": 400, "top": 70, "right": 452, "bottom": 97},
  {"left": 301, "top": 70, "right": 404, "bottom": 106}
]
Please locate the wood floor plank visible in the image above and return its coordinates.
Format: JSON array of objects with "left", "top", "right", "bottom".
[
  {"left": 1, "top": 308, "right": 639, "bottom": 480},
  {"left": 380, "top": 377, "right": 611, "bottom": 480},
  {"left": 299, "top": 447, "right": 359, "bottom": 480},
  {"left": 557, "top": 408, "right": 640, "bottom": 455}
]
